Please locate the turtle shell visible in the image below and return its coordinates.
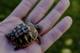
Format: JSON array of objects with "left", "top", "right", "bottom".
[{"left": 6, "top": 22, "right": 40, "bottom": 50}]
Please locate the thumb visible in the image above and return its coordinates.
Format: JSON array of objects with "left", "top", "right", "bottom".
[{"left": 0, "top": 16, "right": 23, "bottom": 35}]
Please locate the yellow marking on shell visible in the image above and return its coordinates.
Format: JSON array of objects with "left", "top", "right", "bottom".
[
  {"left": 34, "top": 34, "right": 38, "bottom": 40},
  {"left": 29, "top": 32, "right": 35, "bottom": 40},
  {"left": 27, "top": 25, "right": 31, "bottom": 31},
  {"left": 24, "top": 35, "right": 29, "bottom": 43},
  {"left": 34, "top": 29, "right": 37, "bottom": 33},
  {"left": 33, "top": 29, "right": 39, "bottom": 40}
]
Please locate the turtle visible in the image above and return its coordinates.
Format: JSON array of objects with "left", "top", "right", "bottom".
[{"left": 6, "top": 22, "right": 41, "bottom": 50}]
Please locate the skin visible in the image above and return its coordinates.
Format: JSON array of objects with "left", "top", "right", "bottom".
[{"left": 0, "top": 0, "right": 72, "bottom": 53}]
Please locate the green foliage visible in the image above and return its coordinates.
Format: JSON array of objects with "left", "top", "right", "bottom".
[
  {"left": 0, "top": 0, "right": 80, "bottom": 53},
  {"left": 0, "top": 0, "right": 21, "bottom": 21}
]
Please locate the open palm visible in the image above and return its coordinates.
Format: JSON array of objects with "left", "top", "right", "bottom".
[{"left": 0, "top": 0, "right": 72, "bottom": 53}]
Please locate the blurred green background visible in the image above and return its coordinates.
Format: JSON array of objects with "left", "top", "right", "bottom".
[{"left": 0, "top": 0, "right": 80, "bottom": 53}]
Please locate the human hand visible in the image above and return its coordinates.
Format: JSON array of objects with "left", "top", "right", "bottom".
[{"left": 0, "top": 0, "right": 72, "bottom": 53}]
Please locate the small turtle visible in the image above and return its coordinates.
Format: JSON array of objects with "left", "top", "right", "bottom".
[{"left": 6, "top": 22, "right": 41, "bottom": 50}]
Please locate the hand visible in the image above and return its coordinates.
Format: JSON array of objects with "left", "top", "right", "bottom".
[{"left": 0, "top": 0, "right": 72, "bottom": 53}]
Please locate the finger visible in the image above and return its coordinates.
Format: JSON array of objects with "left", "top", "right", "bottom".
[
  {"left": 25, "top": 0, "right": 54, "bottom": 24},
  {"left": 41, "top": 16, "right": 72, "bottom": 51},
  {"left": 26, "top": 42, "right": 43, "bottom": 53},
  {"left": 9, "top": 0, "right": 38, "bottom": 19},
  {"left": 38, "top": 0, "right": 70, "bottom": 35}
]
